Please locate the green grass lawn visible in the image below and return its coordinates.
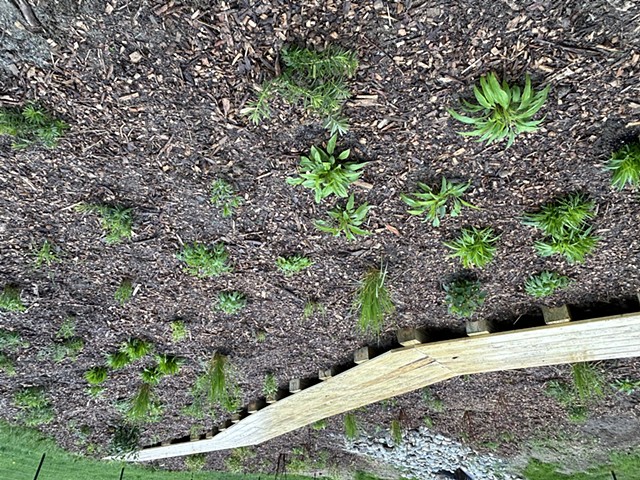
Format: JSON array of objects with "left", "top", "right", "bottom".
[
  {"left": 524, "top": 451, "right": 640, "bottom": 480},
  {"left": 0, "top": 421, "right": 305, "bottom": 480}
]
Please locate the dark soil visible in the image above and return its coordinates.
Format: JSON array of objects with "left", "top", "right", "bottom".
[{"left": 2, "top": 0, "right": 640, "bottom": 475}]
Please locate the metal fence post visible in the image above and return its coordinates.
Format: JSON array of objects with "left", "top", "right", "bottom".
[{"left": 33, "top": 453, "right": 46, "bottom": 480}]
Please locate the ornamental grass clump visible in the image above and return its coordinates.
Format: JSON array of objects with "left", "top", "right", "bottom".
[
  {"left": 606, "top": 139, "right": 640, "bottom": 190},
  {"left": 448, "top": 72, "right": 549, "bottom": 147},
  {"left": 524, "top": 271, "right": 571, "bottom": 298},
  {"left": 354, "top": 267, "right": 394, "bottom": 336},
  {"left": 177, "top": 242, "right": 232, "bottom": 277},
  {"left": 401, "top": 178, "right": 477, "bottom": 227},
  {"left": 522, "top": 193, "right": 598, "bottom": 264},
  {"left": 315, "top": 194, "right": 371, "bottom": 241},
  {"left": 287, "top": 134, "right": 366, "bottom": 203},
  {"left": 191, "top": 353, "right": 241, "bottom": 414},
  {"left": 444, "top": 227, "right": 499, "bottom": 269},
  {"left": 443, "top": 277, "right": 486, "bottom": 318},
  {"left": 242, "top": 45, "right": 358, "bottom": 135}
]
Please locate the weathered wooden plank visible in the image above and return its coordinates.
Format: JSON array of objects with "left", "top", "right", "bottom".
[
  {"left": 116, "top": 313, "right": 640, "bottom": 462},
  {"left": 466, "top": 319, "right": 493, "bottom": 336},
  {"left": 396, "top": 327, "right": 429, "bottom": 346},
  {"left": 542, "top": 305, "right": 571, "bottom": 325}
]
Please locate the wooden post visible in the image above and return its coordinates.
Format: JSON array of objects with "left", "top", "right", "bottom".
[
  {"left": 190, "top": 432, "right": 200, "bottom": 442},
  {"left": 205, "top": 427, "right": 218, "bottom": 439},
  {"left": 319, "top": 366, "right": 337, "bottom": 381},
  {"left": 466, "top": 319, "right": 493, "bottom": 336},
  {"left": 247, "top": 399, "right": 265, "bottom": 414},
  {"left": 397, "top": 327, "right": 429, "bottom": 346},
  {"left": 354, "top": 346, "right": 375, "bottom": 364},
  {"left": 218, "top": 419, "right": 232, "bottom": 431},
  {"left": 542, "top": 305, "right": 571, "bottom": 325},
  {"left": 231, "top": 412, "right": 242, "bottom": 424},
  {"left": 290, "top": 378, "right": 310, "bottom": 393}
]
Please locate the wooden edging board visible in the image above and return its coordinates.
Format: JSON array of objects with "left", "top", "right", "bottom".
[{"left": 114, "top": 312, "right": 640, "bottom": 462}]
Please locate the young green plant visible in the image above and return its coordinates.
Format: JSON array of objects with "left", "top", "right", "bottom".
[
  {"left": 443, "top": 277, "right": 486, "bottom": 318},
  {"left": 276, "top": 255, "right": 313, "bottom": 276},
  {"left": 401, "top": 178, "right": 477, "bottom": 226},
  {"left": 354, "top": 266, "right": 394, "bottom": 336},
  {"left": 76, "top": 203, "right": 133, "bottom": 244},
  {"left": 524, "top": 271, "right": 571, "bottom": 298},
  {"left": 34, "top": 240, "right": 61, "bottom": 268},
  {"left": 115, "top": 279, "right": 134, "bottom": 305},
  {"left": 448, "top": 72, "right": 549, "bottom": 147},
  {"left": 0, "top": 104, "right": 68, "bottom": 149},
  {"left": 210, "top": 179, "right": 243, "bottom": 217},
  {"left": 315, "top": 194, "right": 371, "bottom": 241},
  {"left": 177, "top": 242, "right": 232, "bottom": 277},
  {"left": 444, "top": 227, "right": 499, "bottom": 269},
  {"left": 287, "top": 134, "right": 366, "bottom": 203},
  {"left": 606, "top": 139, "right": 640, "bottom": 190},
  {"left": 0, "top": 285, "right": 25, "bottom": 312},
  {"left": 214, "top": 291, "right": 247, "bottom": 314}
]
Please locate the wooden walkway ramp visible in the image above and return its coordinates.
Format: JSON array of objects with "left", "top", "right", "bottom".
[{"left": 121, "top": 312, "right": 640, "bottom": 462}]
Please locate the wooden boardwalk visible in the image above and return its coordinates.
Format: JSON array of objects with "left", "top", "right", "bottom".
[{"left": 119, "top": 312, "right": 640, "bottom": 462}]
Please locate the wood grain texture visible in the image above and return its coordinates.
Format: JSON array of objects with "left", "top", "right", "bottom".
[{"left": 116, "top": 313, "right": 640, "bottom": 462}]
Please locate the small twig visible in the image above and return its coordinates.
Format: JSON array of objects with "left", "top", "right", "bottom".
[{"left": 9, "top": 0, "right": 42, "bottom": 32}]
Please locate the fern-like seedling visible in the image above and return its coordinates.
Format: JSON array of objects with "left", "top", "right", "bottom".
[
  {"left": 287, "top": 134, "right": 366, "bottom": 203},
  {"left": 524, "top": 271, "right": 571, "bottom": 298},
  {"left": 606, "top": 140, "right": 640, "bottom": 190},
  {"left": 0, "top": 104, "right": 68, "bottom": 149},
  {"left": 401, "top": 178, "right": 477, "bottom": 226},
  {"left": 177, "top": 242, "right": 232, "bottom": 277},
  {"left": 443, "top": 278, "right": 486, "bottom": 318},
  {"left": 76, "top": 203, "right": 133, "bottom": 244},
  {"left": 444, "top": 227, "right": 500, "bottom": 269},
  {"left": 315, "top": 194, "right": 371, "bottom": 241},
  {"left": 210, "top": 179, "right": 243, "bottom": 217},
  {"left": 448, "top": 72, "right": 549, "bottom": 147}
]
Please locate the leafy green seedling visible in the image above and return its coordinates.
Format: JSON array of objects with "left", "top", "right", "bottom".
[
  {"left": 276, "top": 255, "right": 313, "bottom": 276},
  {"left": 85, "top": 366, "right": 108, "bottom": 385},
  {"left": 315, "top": 194, "right": 371, "bottom": 241},
  {"left": 34, "top": 240, "right": 61, "bottom": 268},
  {"left": 14, "top": 387, "right": 54, "bottom": 426},
  {"left": 177, "top": 242, "right": 232, "bottom": 277},
  {"left": 0, "top": 285, "right": 25, "bottom": 312},
  {"left": 115, "top": 279, "right": 134, "bottom": 305},
  {"left": 444, "top": 227, "right": 500, "bottom": 269},
  {"left": 288, "top": 135, "right": 366, "bottom": 203},
  {"left": 210, "top": 179, "right": 243, "bottom": 217},
  {"left": 390, "top": 419, "right": 403, "bottom": 445},
  {"left": 612, "top": 378, "right": 640, "bottom": 395},
  {"left": 215, "top": 291, "right": 247, "bottom": 315},
  {"left": 76, "top": 203, "right": 133, "bottom": 244},
  {"left": 606, "top": 139, "right": 640, "bottom": 190},
  {"left": 401, "top": 178, "right": 477, "bottom": 226},
  {"left": 141, "top": 366, "right": 163, "bottom": 385},
  {"left": 448, "top": 72, "right": 549, "bottom": 147},
  {"left": 170, "top": 320, "right": 187, "bottom": 342},
  {"left": 444, "top": 278, "right": 486, "bottom": 318},
  {"left": 524, "top": 271, "right": 571, "bottom": 298},
  {"left": 354, "top": 267, "right": 394, "bottom": 336},
  {"left": 0, "top": 330, "right": 26, "bottom": 351},
  {"left": 0, "top": 104, "right": 68, "bottom": 149},
  {"left": 303, "top": 301, "right": 326, "bottom": 319},
  {"left": 262, "top": 373, "right": 278, "bottom": 399}
]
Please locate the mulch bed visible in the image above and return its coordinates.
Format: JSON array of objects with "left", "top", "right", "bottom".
[{"left": 1, "top": 0, "right": 640, "bottom": 474}]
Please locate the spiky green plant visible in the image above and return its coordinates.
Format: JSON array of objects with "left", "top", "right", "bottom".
[
  {"left": 50, "top": 337, "right": 84, "bottom": 362},
  {"left": 262, "top": 372, "right": 278, "bottom": 399},
  {"left": 443, "top": 278, "right": 486, "bottom": 318},
  {"left": 122, "top": 338, "right": 153, "bottom": 361},
  {"left": 401, "top": 178, "right": 477, "bottom": 226},
  {"left": 177, "top": 242, "right": 232, "bottom": 277},
  {"left": 523, "top": 193, "right": 598, "bottom": 264},
  {"left": 612, "top": 378, "right": 640, "bottom": 395},
  {"left": 0, "top": 353, "right": 16, "bottom": 376},
  {"left": 156, "top": 354, "right": 182, "bottom": 376},
  {"left": 344, "top": 413, "right": 358, "bottom": 440},
  {"left": 210, "top": 179, "right": 243, "bottom": 217},
  {"left": 170, "top": 320, "right": 188, "bottom": 342},
  {"left": 76, "top": 203, "right": 133, "bottom": 244},
  {"left": 448, "top": 72, "right": 549, "bottom": 147},
  {"left": 354, "top": 267, "right": 394, "bottom": 336},
  {"left": 390, "top": 419, "right": 403, "bottom": 445},
  {"left": 444, "top": 227, "right": 499, "bottom": 269},
  {"left": 606, "top": 140, "right": 640, "bottom": 190},
  {"left": 312, "top": 419, "right": 327, "bottom": 430},
  {"left": 315, "top": 194, "right": 371, "bottom": 241},
  {"left": 34, "top": 240, "right": 61, "bottom": 268},
  {"left": 114, "top": 279, "right": 134, "bottom": 305},
  {"left": 287, "top": 135, "right": 366, "bottom": 203},
  {"left": 125, "top": 383, "right": 162, "bottom": 423},
  {"left": 106, "top": 350, "right": 131, "bottom": 370},
  {"left": 276, "top": 255, "right": 314, "bottom": 276},
  {"left": 141, "top": 366, "right": 163, "bottom": 385},
  {"left": 185, "top": 453, "right": 207, "bottom": 472},
  {"left": 85, "top": 366, "right": 108, "bottom": 385},
  {"left": 0, "top": 285, "right": 25, "bottom": 312},
  {"left": 571, "top": 362, "right": 604, "bottom": 404},
  {"left": 214, "top": 291, "right": 247, "bottom": 314},
  {"left": 191, "top": 353, "right": 241, "bottom": 413},
  {"left": 524, "top": 271, "right": 571, "bottom": 298},
  {"left": 242, "top": 45, "right": 358, "bottom": 135},
  {"left": 56, "top": 317, "right": 76, "bottom": 340},
  {"left": 0, "top": 329, "right": 25, "bottom": 350},
  {"left": 303, "top": 300, "right": 326, "bottom": 319},
  {"left": 0, "top": 104, "right": 68, "bottom": 149}
]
